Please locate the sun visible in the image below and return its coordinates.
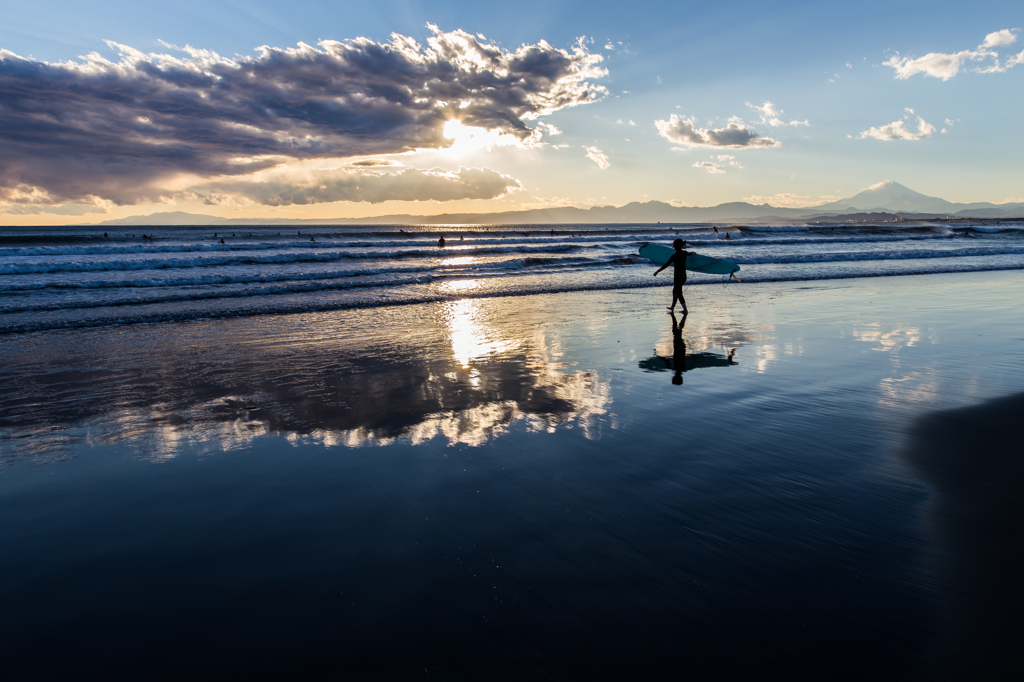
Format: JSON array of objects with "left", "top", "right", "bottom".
[{"left": 443, "top": 119, "right": 525, "bottom": 153}]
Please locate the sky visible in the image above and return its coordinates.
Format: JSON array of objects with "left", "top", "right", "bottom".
[{"left": 1, "top": 0, "right": 1021, "bottom": 224}]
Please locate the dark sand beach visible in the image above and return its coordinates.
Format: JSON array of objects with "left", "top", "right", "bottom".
[{"left": 1, "top": 270, "right": 1022, "bottom": 679}]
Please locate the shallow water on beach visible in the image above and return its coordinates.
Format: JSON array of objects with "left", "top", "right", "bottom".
[{"left": 1, "top": 272, "right": 1022, "bottom": 678}]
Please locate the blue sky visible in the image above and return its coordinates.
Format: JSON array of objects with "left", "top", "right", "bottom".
[{"left": 1, "top": 0, "right": 1021, "bottom": 223}]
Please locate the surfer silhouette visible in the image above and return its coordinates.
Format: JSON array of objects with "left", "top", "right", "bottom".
[
  {"left": 652, "top": 238, "right": 693, "bottom": 313},
  {"left": 438, "top": 236, "right": 446, "bottom": 247}
]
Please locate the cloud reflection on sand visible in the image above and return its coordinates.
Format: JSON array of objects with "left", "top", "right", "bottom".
[
  {"left": 0, "top": 298, "right": 613, "bottom": 462},
  {"left": 851, "top": 323, "right": 922, "bottom": 352}
]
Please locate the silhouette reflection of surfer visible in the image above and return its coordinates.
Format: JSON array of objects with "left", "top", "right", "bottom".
[
  {"left": 671, "top": 311, "right": 687, "bottom": 384},
  {"left": 638, "top": 312, "right": 737, "bottom": 384}
]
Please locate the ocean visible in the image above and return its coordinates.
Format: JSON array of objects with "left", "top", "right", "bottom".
[{"left": 2, "top": 221, "right": 1022, "bottom": 334}]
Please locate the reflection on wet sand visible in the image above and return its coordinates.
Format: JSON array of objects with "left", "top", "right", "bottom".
[
  {"left": 638, "top": 312, "right": 738, "bottom": 383},
  {"left": 901, "top": 392, "right": 1024, "bottom": 678},
  {"left": 0, "top": 300, "right": 612, "bottom": 463}
]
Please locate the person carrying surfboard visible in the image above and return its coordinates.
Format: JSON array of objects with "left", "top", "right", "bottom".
[{"left": 652, "top": 238, "right": 693, "bottom": 313}]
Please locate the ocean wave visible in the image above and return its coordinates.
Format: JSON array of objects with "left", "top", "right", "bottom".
[
  {"left": 0, "top": 233, "right": 701, "bottom": 258},
  {"left": 3, "top": 262, "right": 1021, "bottom": 336},
  {"left": 729, "top": 246, "right": 1024, "bottom": 265},
  {"left": 0, "top": 275, "right": 438, "bottom": 314},
  {"left": 0, "top": 253, "right": 627, "bottom": 292},
  {"left": 0, "top": 243, "right": 587, "bottom": 275}
]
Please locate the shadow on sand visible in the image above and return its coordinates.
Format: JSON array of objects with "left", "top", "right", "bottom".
[{"left": 901, "top": 391, "right": 1024, "bottom": 679}]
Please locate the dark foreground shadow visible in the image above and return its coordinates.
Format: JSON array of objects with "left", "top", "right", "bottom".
[{"left": 901, "top": 392, "right": 1024, "bottom": 679}]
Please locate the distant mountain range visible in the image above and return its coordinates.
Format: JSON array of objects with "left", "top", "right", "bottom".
[{"left": 95, "top": 181, "right": 1024, "bottom": 226}]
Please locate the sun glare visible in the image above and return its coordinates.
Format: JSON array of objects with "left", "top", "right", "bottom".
[{"left": 443, "top": 119, "right": 523, "bottom": 152}]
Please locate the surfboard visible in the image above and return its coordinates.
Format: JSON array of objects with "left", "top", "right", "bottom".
[{"left": 638, "top": 243, "right": 740, "bottom": 275}]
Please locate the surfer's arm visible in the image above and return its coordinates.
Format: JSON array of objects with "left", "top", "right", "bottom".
[{"left": 653, "top": 253, "right": 675, "bottom": 276}]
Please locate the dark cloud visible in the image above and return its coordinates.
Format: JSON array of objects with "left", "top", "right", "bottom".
[
  {"left": 349, "top": 160, "right": 396, "bottom": 167},
  {"left": 201, "top": 166, "right": 521, "bottom": 206},
  {"left": 655, "top": 114, "right": 780, "bottom": 149},
  {"left": 0, "top": 26, "right": 606, "bottom": 205}
]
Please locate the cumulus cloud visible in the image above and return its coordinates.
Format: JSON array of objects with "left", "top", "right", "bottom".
[
  {"left": 716, "top": 154, "right": 743, "bottom": 168},
  {"left": 885, "top": 28, "right": 1022, "bottom": 80},
  {"left": 0, "top": 186, "right": 111, "bottom": 214},
  {"left": 534, "top": 121, "right": 563, "bottom": 138},
  {"left": 858, "top": 115, "right": 936, "bottom": 141},
  {"left": 0, "top": 26, "right": 607, "bottom": 206},
  {"left": 197, "top": 165, "right": 521, "bottom": 206},
  {"left": 655, "top": 114, "right": 780, "bottom": 149},
  {"left": 693, "top": 161, "right": 725, "bottom": 174},
  {"left": 583, "top": 146, "right": 610, "bottom": 169},
  {"left": 746, "top": 101, "right": 809, "bottom": 127},
  {"left": 983, "top": 29, "right": 1018, "bottom": 47}
]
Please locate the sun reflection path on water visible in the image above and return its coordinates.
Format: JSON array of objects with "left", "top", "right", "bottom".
[{"left": 440, "top": 297, "right": 516, "bottom": 368}]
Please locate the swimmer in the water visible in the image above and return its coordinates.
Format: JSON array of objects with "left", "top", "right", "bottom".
[{"left": 438, "top": 236, "right": 446, "bottom": 247}]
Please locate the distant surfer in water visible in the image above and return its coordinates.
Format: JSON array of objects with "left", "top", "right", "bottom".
[
  {"left": 652, "top": 238, "right": 693, "bottom": 313},
  {"left": 438, "top": 236, "right": 446, "bottom": 247}
]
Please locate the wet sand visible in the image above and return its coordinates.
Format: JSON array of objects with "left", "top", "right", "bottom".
[{"left": 1, "top": 271, "right": 1023, "bottom": 679}]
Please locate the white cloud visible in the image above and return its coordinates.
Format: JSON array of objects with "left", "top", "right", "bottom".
[
  {"left": 583, "top": 145, "right": 610, "bottom": 169},
  {"left": 655, "top": 113, "right": 780, "bottom": 149},
  {"left": 533, "top": 121, "right": 562, "bottom": 139},
  {"left": 628, "top": 119, "right": 635, "bottom": 126},
  {"left": 983, "top": 29, "right": 1018, "bottom": 48},
  {"left": 693, "top": 161, "right": 725, "bottom": 174},
  {"left": 746, "top": 101, "right": 809, "bottom": 127},
  {"left": 858, "top": 115, "right": 936, "bottom": 141},
  {"left": 885, "top": 29, "right": 1021, "bottom": 80},
  {"left": 717, "top": 154, "right": 735, "bottom": 161}
]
